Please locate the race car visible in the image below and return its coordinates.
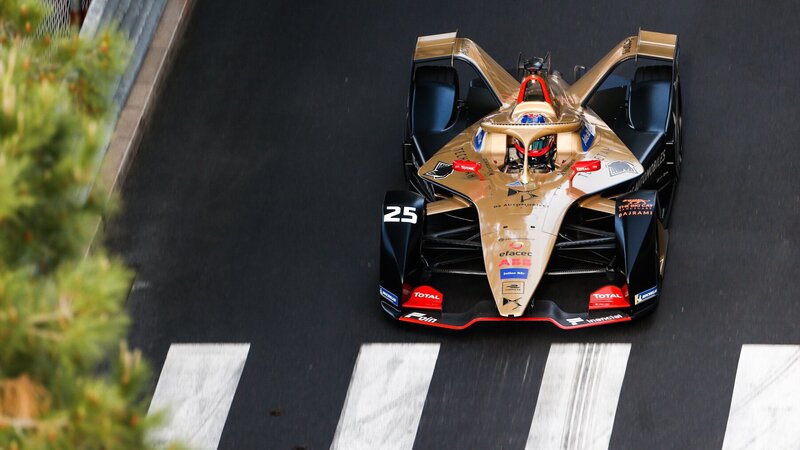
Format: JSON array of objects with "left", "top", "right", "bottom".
[{"left": 379, "top": 29, "right": 682, "bottom": 329}]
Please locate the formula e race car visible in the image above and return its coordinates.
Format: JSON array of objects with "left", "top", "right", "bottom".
[{"left": 379, "top": 29, "right": 682, "bottom": 329}]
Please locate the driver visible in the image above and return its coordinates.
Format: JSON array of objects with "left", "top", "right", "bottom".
[{"left": 502, "top": 113, "right": 557, "bottom": 173}]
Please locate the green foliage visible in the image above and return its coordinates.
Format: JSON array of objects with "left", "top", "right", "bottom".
[{"left": 0, "top": 1, "right": 169, "bottom": 448}]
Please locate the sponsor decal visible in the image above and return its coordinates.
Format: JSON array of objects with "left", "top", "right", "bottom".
[
  {"left": 474, "top": 128, "right": 486, "bottom": 152},
  {"left": 403, "top": 285, "right": 444, "bottom": 310},
  {"left": 494, "top": 201, "right": 548, "bottom": 209},
  {"left": 498, "top": 250, "right": 533, "bottom": 257},
  {"left": 580, "top": 122, "right": 596, "bottom": 152},
  {"left": 404, "top": 312, "right": 437, "bottom": 323},
  {"left": 586, "top": 313, "right": 624, "bottom": 324},
  {"left": 633, "top": 150, "right": 666, "bottom": 190},
  {"left": 412, "top": 291, "right": 441, "bottom": 301},
  {"left": 502, "top": 297, "right": 522, "bottom": 310},
  {"left": 506, "top": 180, "right": 524, "bottom": 187},
  {"left": 622, "top": 37, "right": 633, "bottom": 54},
  {"left": 589, "top": 285, "right": 630, "bottom": 310},
  {"left": 509, "top": 241, "right": 524, "bottom": 250},
  {"left": 617, "top": 197, "right": 654, "bottom": 218},
  {"left": 424, "top": 161, "right": 453, "bottom": 179},
  {"left": 608, "top": 161, "right": 637, "bottom": 177},
  {"left": 566, "top": 317, "right": 585, "bottom": 325},
  {"left": 498, "top": 258, "right": 531, "bottom": 267},
  {"left": 502, "top": 281, "right": 525, "bottom": 295},
  {"left": 379, "top": 286, "right": 399, "bottom": 306},
  {"left": 507, "top": 188, "right": 537, "bottom": 203},
  {"left": 500, "top": 268, "right": 529, "bottom": 279},
  {"left": 634, "top": 286, "right": 658, "bottom": 305},
  {"left": 384, "top": 206, "right": 418, "bottom": 224},
  {"left": 495, "top": 204, "right": 544, "bottom": 209},
  {"left": 520, "top": 113, "right": 546, "bottom": 124}
]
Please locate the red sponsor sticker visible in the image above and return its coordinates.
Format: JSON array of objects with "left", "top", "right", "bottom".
[
  {"left": 509, "top": 241, "right": 524, "bottom": 250},
  {"left": 402, "top": 285, "right": 444, "bottom": 311},
  {"left": 588, "top": 285, "right": 630, "bottom": 310}
]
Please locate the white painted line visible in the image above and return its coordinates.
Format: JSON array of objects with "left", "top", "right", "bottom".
[
  {"left": 148, "top": 343, "right": 250, "bottom": 450},
  {"left": 722, "top": 344, "right": 800, "bottom": 450},
  {"left": 330, "top": 343, "right": 440, "bottom": 450},
  {"left": 526, "top": 343, "right": 631, "bottom": 450}
]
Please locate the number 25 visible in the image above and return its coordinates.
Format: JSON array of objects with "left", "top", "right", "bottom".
[{"left": 384, "top": 206, "right": 417, "bottom": 224}]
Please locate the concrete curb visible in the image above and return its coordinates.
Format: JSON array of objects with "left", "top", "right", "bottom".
[
  {"left": 88, "top": 0, "right": 195, "bottom": 251},
  {"left": 99, "top": 0, "right": 194, "bottom": 198}
]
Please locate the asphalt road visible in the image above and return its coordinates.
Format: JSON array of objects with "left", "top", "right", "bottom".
[{"left": 107, "top": 1, "right": 800, "bottom": 448}]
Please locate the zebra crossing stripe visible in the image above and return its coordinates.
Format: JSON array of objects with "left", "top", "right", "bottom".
[
  {"left": 526, "top": 343, "right": 631, "bottom": 450},
  {"left": 147, "top": 343, "right": 250, "bottom": 450},
  {"left": 722, "top": 344, "right": 800, "bottom": 450},
  {"left": 330, "top": 343, "right": 440, "bottom": 450}
]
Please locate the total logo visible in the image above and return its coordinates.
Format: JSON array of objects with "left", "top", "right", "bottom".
[
  {"left": 412, "top": 291, "right": 442, "bottom": 301},
  {"left": 499, "top": 258, "right": 531, "bottom": 267},
  {"left": 589, "top": 285, "right": 630, "bottom": 309},
  {"left": 402, "top": 285, "right": 444, "bottom": 310},
  {"left": 404, "top": 312, "right": 437, "bottom": 323}
]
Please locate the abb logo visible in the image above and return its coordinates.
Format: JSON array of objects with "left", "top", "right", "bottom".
[{"left": 499, "top": 258, "right": 531, "bottom": 267}]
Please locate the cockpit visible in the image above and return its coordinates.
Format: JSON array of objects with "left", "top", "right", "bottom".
[{"left": 500, "top": 75, "right": 561, "bottom": 175}]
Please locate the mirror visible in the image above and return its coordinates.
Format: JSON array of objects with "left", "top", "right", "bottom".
[{"left": 573, "top": 65, "right": 587, "bottom": 82}]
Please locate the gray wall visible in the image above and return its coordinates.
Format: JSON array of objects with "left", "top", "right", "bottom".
[{"left": 81, "top": 0, "right": 168, "bottom": 120}]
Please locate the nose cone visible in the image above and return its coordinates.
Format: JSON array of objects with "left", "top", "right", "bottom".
[{"left": 482, "top": 230, "right": 557, "bottom": 317}]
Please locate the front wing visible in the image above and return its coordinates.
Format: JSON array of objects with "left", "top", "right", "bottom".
[{"left": 381, "top": 298, "right": 656, "bottom": 330}]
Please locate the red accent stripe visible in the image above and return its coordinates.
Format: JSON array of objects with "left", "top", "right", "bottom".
[
  {"left": 398, "top": 315, "right": 631, "bottom": 330},
  {"left": 517, "top": 75, "right": 553, "bottom": 105}
]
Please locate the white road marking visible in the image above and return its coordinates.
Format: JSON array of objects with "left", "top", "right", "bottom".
[
  {"left": 147, "top": 343, "right": 250, "bottom": 450},
  {"left": 722, "top": 344, "right": 800, "bottom": 450},
  {"left": 526, "top": 343, "right": 631, "bottom": 450},
  {"left": 330, "top": 343, "right": 440, "bottom": 450}
]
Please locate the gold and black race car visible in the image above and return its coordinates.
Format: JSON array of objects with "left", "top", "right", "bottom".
[{"left": 379, "top": 30, "right": 682, "bottom": 329}]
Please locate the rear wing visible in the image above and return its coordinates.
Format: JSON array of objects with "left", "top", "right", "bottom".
[
  {"left": 567, "top": 29, "right": 678, "bottom": 106},
  {"left": 413, "top": 32, "right": 520, "bottom": 106}
]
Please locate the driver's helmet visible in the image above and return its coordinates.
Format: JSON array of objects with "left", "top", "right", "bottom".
[{"left": 515, "top": 114, "right": 555, "bottom": 163}]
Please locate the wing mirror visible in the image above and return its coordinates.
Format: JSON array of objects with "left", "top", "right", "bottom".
[
  {"left": 573, "top": 65, "right": 587, "bottom": 82},
  {"left": 453, "top": 159, "right": 485, "bottom": 181},
  {"left": 570, "top": 159, "right": 601, "bottom": 187}
]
